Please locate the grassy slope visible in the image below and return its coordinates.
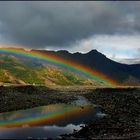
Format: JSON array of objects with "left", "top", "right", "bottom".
[{"left": 0, "top": 55, "right": 96, "bottom": 86}]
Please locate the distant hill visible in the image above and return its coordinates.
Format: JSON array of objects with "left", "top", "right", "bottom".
[
  {"left": 0, "top": 50, "right": 96, "bottom": 86},
  {"left": 31, "top": 49, "right": 140, "bottom": 85},
  {"left": 0, "top": 48, "right": 140, "bottom": 86}
]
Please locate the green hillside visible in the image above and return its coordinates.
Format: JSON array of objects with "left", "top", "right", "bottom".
[{"left": 0, "top": 54, "right": 97, "bottom": 86}]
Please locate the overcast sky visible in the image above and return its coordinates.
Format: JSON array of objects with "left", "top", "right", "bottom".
[{"left": 0, "top": 1, "right": 140, "bottom": 64}]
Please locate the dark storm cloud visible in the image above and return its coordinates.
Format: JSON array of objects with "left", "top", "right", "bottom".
[{"left": 0, "top": 1, "right": 140, "bottom": 48}]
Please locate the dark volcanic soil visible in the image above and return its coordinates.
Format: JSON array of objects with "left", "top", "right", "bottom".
[
  {"left": 62, "top": 88, "right": 140, "bottom": 139},
  {"left": 0, "top": 85, "right": 76, "bottom": 113},
  {"left": 0, "top": 85, "right": 140, "bottom": 139}
]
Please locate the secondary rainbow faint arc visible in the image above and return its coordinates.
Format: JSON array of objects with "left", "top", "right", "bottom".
[{"left": 0, "top": 47, "right": 119, "bottom": 86}]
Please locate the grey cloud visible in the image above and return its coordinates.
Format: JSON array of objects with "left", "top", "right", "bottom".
[
  {"left": 119, "top": 58, "right": 140, "bottom": 64},
  {"left": 0, "top": 1, "right": 140, "bottom": 48},
  {"left": 136, "top": 48, "right": 140, "bottom": 58}
]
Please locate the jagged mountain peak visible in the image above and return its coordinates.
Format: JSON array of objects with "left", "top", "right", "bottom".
[{"left": 0, "top": 47, "right": 140, "bottom": 86}]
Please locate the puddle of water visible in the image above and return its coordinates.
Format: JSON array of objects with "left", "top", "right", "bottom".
[
  {"left": 0, "top": 124, "right": 85, "bottom": 139},
  {"left": 96, "top": 112, "right": 107, "bottom": 118},
  {"left": 71, "top": 95, "right": 92, "bottom": 106},
  {"left": 0, "top": 96, "right": 106, "bottom": 139}
]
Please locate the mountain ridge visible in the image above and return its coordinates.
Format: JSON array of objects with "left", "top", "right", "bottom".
[{"left": 0, "top": 47, "right": 140, "bottom": 86}]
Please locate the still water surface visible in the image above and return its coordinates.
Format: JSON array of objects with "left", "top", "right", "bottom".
[{"left": 0, "top": 96, "right": 105, "bottom": 139}]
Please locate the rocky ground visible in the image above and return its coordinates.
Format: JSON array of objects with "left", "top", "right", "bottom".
[
  {"left": 0, "top": 85, "right": 77, "bottom": 113},
  {"left": 0, "top": 85, "right": 140, "bottom": 139},
  {"left": 61, "top": 88, "right": 140, "bottom": 139}
]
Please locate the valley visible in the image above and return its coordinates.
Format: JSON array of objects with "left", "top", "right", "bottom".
[
  {"left": 0, "top": 2, "right": 140, "bottom": 139},
  {"left": 0, "top": 48, "right": 140, "bottom": 139}
]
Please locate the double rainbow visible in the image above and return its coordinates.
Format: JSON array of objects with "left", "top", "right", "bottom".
[{"left": 0, "top": 47, "right": 119, "bottom": 86}]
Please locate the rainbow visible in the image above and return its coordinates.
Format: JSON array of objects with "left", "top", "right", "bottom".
[
  {"left": 0, "top": 47, "right": 119, "bottom": 86},
  {"left": 0, "top": 104, "right": 92, "bottom": 128}
]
